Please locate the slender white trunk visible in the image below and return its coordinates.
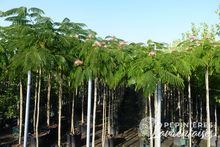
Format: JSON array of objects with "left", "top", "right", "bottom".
[
  {"left": 68, "top": 80, "right": 71, "bottom": 113},
  {"left": 200, "top": 98, "right": 203, "bottom": 122},
  {"left": 47, "top": 71, "right": 52, "bottom": 127},
  {"left": 71, "top": 88, "right": 77, "bottom": 134},
  {"left": 178, "top": 89, "right": 182, "bottom": 134},
  {"left": 155, "top": 81, "right": 161, "bottom": 147},
  {"left": 86, "top": 71, "right": 92, "bottom": 147},
  {"left": 107, "top": 89, "right": 111, "bottom": 134},
  {"left": 102, "top": 83, "right": 106, "bottom": 147},
  {"left": 148, "top": 95, "right": 153, "bottom": 147},
  {"left": 58, "top": 72, "right": 63, "bottom": 147},
  {"left": 19, "top": 78, "right": 23, "bottom": 144},
  {"left": 33, "top": 70, "right": 38, "bottom": 133},
  {"left": 154, "top": 84, "right": 158, "bottom": 146},
  {"left": 205, "top": 66, "right": 211, "bottom": 147},
  {"left": 23, "top": 70, "right": 32, "bottom": 147},
  {"left": 81, "top": 84, "right": 85, "bottom": 124},
  {"left": 92, "top": 78, "right": 98, "bottom": 147},
  {"left": 215, "top": 104, "right": 217, "bottom": 136},
  {"left": 145, "top": 94, "right": 148, "bottom": 115},
  {"left": 36, "top": 68, "right": 42, "bottom": 147},
  {"left": 163, "top": 84, "right": 167, "bottom": 122},
  {"left": 188, "top": 76, "right": 192, "bottom": 147}
]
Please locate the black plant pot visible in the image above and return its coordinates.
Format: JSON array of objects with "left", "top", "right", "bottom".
[
  {"left": 79, "top": 124, "right": 86, "bottom": 136},
  {"left": 210, "top": 136, "right": 220, "bottom": 147},
  {"left": 139, "top": 138, "right": 150, "bottom": 147},
  {"left": 30, "top": 133, "right": 50, "bottom": 147},
  {"left": 110, "top": 126, "right": 119, "bottom": 136},
  {"left": 67, "top": 133, "right": 82, "bottom": 147},
  {"left": 43, "top": 124, "right": 58, "bottom": 146},
  {"left": 104, "top": 136, "right": 114, "bottom": 147}
]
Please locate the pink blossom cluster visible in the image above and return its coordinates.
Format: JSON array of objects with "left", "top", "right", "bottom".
[
  {"left": 190, "top": 35, "right": 196, "bottom": 38},
  {"left": 171, "top": 49, "right": 177, "bottom": 52},
  {"left": 74, "top": 60, "right": 83, "bottom": 66},
  {"left": 92, "top": 42, "right": 108, "bottom": 48},
  {"left": 88, "top": 34, "right": 95, "bottom": 38},
  {"left": 109, "top": 38, "right": 114, "bottom": 41},
  {"left": 206, "top": 35, "right": 211, "bottom": 38},
  {"left": 195, "top": 40, "right": 199, "bottom": 44},
  {"left": 109, "top": 35, "right": 115, "bottom": 41},
  {"left": 149, "top": 51, "right": 156, "bottom": 55},
  {"left": 119, "top": 41, "right": 126, "bottom": 45}
]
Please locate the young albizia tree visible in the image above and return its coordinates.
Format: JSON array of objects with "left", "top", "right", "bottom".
[
  {"left": 178, "top": 23, "right": 220, "bottom": 146},
  {"left": 0, "top": 7, "right": 55, "bottom": 146},
  {"left": 127, "top": 42, "right": 185, "bottom": 147}
]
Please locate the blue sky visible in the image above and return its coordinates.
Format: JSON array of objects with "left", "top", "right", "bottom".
[{"left": 0, "top": 0, "right": 219, "bottom": 45}]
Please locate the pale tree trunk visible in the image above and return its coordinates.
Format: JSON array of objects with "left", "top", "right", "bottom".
[
  {"left": 111, "top": 88, "right": 115, "bottom": 128},
  {"left": 145, "top": 93, "right": 148, "bottom": 115},
  {"left": 81, "top": 83, "right": 85, "bottom": 124},
  {"left": 23, "top": 70, "right": 32, "bottom": 147},
  {"left": 102, "top": 83, "right": 106, "bottom": 147},
  {"left": 200, "top": 98, "right": 203, "bottom": 122},
  {"left": 68, "top": 80, "right": 71, "bottom": 114},
  {"left": 215, "top": 104, "right": 217, "bottom": 136},
  {"left": 178, "top": 89, "right": 182, "bottom": 134},
  {"left": 47, "top": 71, "right": 52, "bottom": 127},
  {"left": 195, "top": 96, "right": 198, "bottom": 122},
  {"left": 18, "top": 78, "right": 23, "bottom": 144},
  {"left": 71, "top": 88, "right": 77, "bottom": 134},
  {"left": 155, "top": 81, "right": 161, "bottom": 147},
  {"left": 148, "top": 95, "right": 153, "bottom": 147},
  {"left": 171, "top": 87, "right": 174, "bottom": 122},
  {"left": 58, "top": 71, "right": 63, "bottom": 147},
  {"left": 181, "top": 91, "right": 184, "bottom": 133},
  {"left": 107, "top": 89, "right": 111, "bottom": 134},
  {"left": 36, "top": 68, "right": 42, "bottom": 147},
  {"left": 205, "top": 66, "right": 211, "bottom": 147},
  {"left": 33, "top": 70, "right": 38, "bottom": 133},
  {"left": 154, "top": 83, "right": 158, "bottom": 146},
  {"left": 92, "top": 78, "right": 98, "bottom": 147},
  {"left": 163, "top": 84, "right": 167, "bottom": 123},
  {"left": 86, "top": 70, "right": 92, "bottom": 147},
  {"left": 188, "top": 76, "right": 192, "bottom": 147}
]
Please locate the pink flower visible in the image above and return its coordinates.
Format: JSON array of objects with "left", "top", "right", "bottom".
[
  {"left": 109, "top": 38, "right": 114, "bottom": 41},
  {"left": 74, "top": 60, "right": 83, "bottom": 66},
  {"left": 75, "top": 35, "right": 79, "bottom": 38},
  {"left": 104, "top": 45, "right": 108, "bottom": 48},
  {"left": 97, "top": 42, "right": 102, "bottom": 46},
  {"left": 206, "top": 35, "right": 211, "bottom": 38},
  {"left": 214, "top": 45, "right": 217, "bottom": 47},
  {"left": 102, "top": 42, "right": 106, "bottom": 44},
  {"left": 171, "top": 49, "right": 177, "bottom": 52},
  {"left": 190, "top": 35, "right": 195, "bottom": 38},
  {"left": 185, "top": 47, "right": 189, "bottom": 50},
  {"left": 85, "top": 38, "right": 89, "bottom": 41},
  {"left": 88, "top": 34, "right": 94, "bottom": 38},
  {"left": 210, "top": 40, "right": 213, "bottom": 43},
  {"left": 195, "top": 40, "right": 199, "bottom": 44},
  {"left": 149, "top": 51, "right": 156, "bottom": 55},
  {"left": 92, "top": 44, "right": 96, "bottom": 47},
  {"left": 119, "top": 41, "right": 125, "bottom": 45}
]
